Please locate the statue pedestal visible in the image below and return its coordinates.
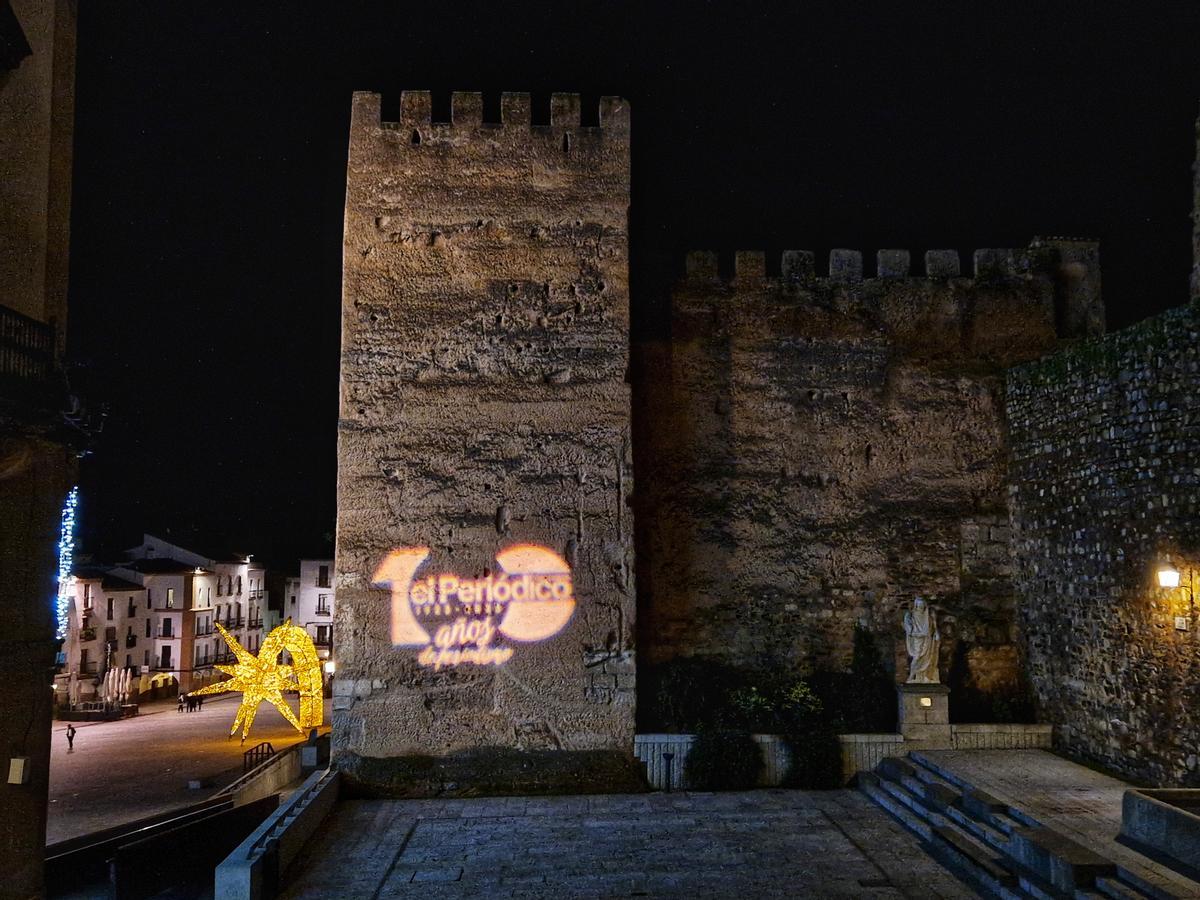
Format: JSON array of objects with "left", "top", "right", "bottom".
[{"left": 897, "top": 683, "right": 951, "bottom": 746}]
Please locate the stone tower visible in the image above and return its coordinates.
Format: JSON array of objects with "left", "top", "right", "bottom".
[{"left": 334, "top": 91, "right": 638, "bottom": 793}]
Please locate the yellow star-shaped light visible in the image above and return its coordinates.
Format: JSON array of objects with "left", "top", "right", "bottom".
[{"left": 193, "top": 618, "right": 322, "bottom": 741}]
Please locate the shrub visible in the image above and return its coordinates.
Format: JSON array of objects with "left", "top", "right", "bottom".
[
  {"left": 641, "top": 657, "right": 746, "bottom": 733},
  {"left": 684, "top": 729, "right": 763, "bottom": 790},
  {"left": 783, "top": 726, "right": 845, "bottom": 789}
]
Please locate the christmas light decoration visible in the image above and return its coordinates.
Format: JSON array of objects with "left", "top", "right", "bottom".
[
  {"left": 55, "top": 486, "right": 79, "bottom": 641},
  {"left": 194, "top": 618, "right": 323, "bottom": 741}
]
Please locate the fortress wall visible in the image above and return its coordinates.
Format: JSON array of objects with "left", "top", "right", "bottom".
[
  {"left": 335, "top": 91, "right": 638, "bottom": 794},
  {"left": 1008, "top": 301, "right": 1200, "bottom": 785},
  {"left": 638, "top": 240, "right": 1100, "bottom": 702}
]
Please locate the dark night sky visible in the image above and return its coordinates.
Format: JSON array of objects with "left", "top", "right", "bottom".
[{"left": 68, "top": 2, "right": 1200, "bottom": 567}]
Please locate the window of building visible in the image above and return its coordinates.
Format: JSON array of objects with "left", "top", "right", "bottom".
[
  {"left": 145, "top": 619, "right": 151, "bottom": 637},
  {"left": 290, "top": 594, "right": 296, "bottom": 606},
  {"left": 127, "top": 597, "right": 136, "bottom": 617},
  {"left": 83, "top": 584, "right": 93, "bottom": 609},
  {"left": 217, "top": 578, "right": 224, "bottom": 597},
  {"left": 80, "top": 648, "right": 89, "bottom": 671},
  {"left": 106, "top": 597, "right": 114, "bottom": 620},
  {"left": 317, "top": 565, "right": 330, "bottom": 588},
  {"left": 315, "top": 625, "right": 332, "bottom": 646},
  {"left": 167, "top": 588, "right": 175, "bottom": 608},
  {"left": 143, "top": 649, "right": 150, "bottom": 667},
  {"left": 236, "top": 576, "right": 242, "bottom": 595},
  {"left": 161, "top": 618, "right": 173, "bottom": 638},
  {"left": 125, "top": 653, "right": 132, "bottom": 668},
  {"left": 146, "top": 590, "right": 152, "bottom": 608},
  {"left": 317, "top": 594, "right": 331, "bottom": 614},
  {"left": 161, "top": 645, "right": 172, "bottom": 668}
]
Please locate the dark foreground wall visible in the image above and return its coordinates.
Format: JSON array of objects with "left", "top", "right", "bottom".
[
  {"left": 335, "top": 92, "right": 639, "bottom": 794},
  {"left": 639, "top": 241, "right": 1102, "bottom": 698},
  {"left": 1009, "top": 301, "right": 1200, "bottom": 785}
]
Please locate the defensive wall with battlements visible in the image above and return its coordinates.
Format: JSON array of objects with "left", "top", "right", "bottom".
[{"left": 636, "top": 237, "right": 1103, "bottom": 711}]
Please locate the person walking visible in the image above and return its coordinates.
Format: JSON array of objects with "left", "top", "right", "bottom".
[
  {"left": 196, "top": 695, "right": 203, "bottom": 711},
  {"left": 66, "top": 724, "right": 76, "bottom": 753},
  {"left": 177, "top": 693, "right": 184, "bottom": 713}
]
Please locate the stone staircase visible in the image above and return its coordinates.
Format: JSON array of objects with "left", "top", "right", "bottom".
[{"left": 859, "top": 751, "right": 1193, "bottom": 900}]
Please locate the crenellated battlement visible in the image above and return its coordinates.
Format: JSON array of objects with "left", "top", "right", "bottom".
[
  {"left": 673, "top": 238, "right": 1105, "bottom": 350},
  {"left": 349, "top": 90, "right": 630, "bottom": 134},
  {"left": 680, "top": 244, "right": 1096, "bottom": 286}
]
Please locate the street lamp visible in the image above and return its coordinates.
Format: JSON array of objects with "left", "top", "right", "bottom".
[
  {"left": 323, "top": 660, "right": 336, "bottom": 675},
  {"left": 1158, "top": 558, "right": 1181, "bottom": 589}
]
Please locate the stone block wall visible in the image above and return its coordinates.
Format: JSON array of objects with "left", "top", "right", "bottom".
[
  {"left": 638, "top": 241, "right": 1100, "bottom": 697},
  {"left": 1008, "top": 301, "right": 1200, "bottom": 785},
  {"left": 335, "top": 91, "right": 638, "bottom": 793}
]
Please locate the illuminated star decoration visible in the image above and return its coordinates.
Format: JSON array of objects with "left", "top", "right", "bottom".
[{"left": 193, "top": 619, "right": 323, "bottom": 741}]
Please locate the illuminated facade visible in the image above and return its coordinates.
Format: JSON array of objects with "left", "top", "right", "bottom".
[{"left": 335, "top": 92, "right": 638, "bottom": 794}]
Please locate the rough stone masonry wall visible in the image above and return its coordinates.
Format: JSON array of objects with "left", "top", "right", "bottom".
[
  {"left": 640, "top": 241, "right": 1102, "bottom": 700},
  {"left": 335, "top": 91, "right": 637, "bottom": 793},
  {"left": 1009, "top": 300, "right": 1200, "bottom": 785}
]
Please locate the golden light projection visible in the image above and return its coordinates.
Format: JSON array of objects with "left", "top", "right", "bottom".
[
  {"left": 194, "top": 619, "right": 323, "bottom": 741},
  {"left": 372, "top": 543, "right": 576, "bottom": 670}
]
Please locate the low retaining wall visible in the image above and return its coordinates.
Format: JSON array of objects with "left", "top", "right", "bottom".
[
  {"left": 634, "top": 734, "right": 791, "bottom": 790},
  {"left": 215, "top": 768, "right": 340, "bottom": 900},
  {"left": 636, "top": 724, "right": 1052, "bottom": 790},
  {"left": 216, "top": 745, "right": 303, "bottom": 808}
]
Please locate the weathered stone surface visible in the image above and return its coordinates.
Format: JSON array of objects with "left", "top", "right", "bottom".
[
  {"left": 1008, "top": 300, "right": 1200, "bottom": 786},
  {"left": 335, "top": 92, "right": 635, "bottom": 792},
  {"left": 639, "top": 241, "right": 1101, "bottom": 694}
]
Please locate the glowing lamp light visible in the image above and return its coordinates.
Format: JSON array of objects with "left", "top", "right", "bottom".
[
  {"left": 323, "top": 660, "right": 336, "bottom": 674},
  {"left": 1158, "top": 560, "right": 1182, "bottom": 589},
  {"left": 919, "top": 696, "right": 933, "bottom": 709}
]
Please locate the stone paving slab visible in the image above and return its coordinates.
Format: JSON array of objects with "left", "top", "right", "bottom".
[
  {"left": 279, "top": 789, "right": 976, "bottom": 899},
  {"left": 919, "top": 749, "right": 1200, "bottom": 898}
]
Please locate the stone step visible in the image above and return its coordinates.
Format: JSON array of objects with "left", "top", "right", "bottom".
[
  {"left": 903, "top": 754, "right": 1169, "bottom": 900},
  {"left": 860, "top": 771, "right": 1025, "bottom": 899}
]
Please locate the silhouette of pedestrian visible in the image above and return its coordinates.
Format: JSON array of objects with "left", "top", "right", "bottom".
[
  {"left": 66, "top": 724, "right": 76, "bottom": 753},
  {"left": 196, "top": 695, "right": 203, "bottom": 711},
  {"left": 177, "top": 694, "right": 184, "bottom": 713}
]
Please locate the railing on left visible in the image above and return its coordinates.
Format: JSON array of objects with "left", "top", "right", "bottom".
[{"left": 0, "top": 304, "right": 55, "bottom": 383}]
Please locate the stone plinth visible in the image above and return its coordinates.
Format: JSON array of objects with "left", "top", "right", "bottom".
[{"left": 897, "top": 683, "right": 951, "bottom": 746}]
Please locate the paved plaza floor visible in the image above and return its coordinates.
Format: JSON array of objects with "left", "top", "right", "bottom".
[
  {"left": 280, "top": 789, "right": 976, "bottom": 899},
  {"left": 48, "top": 694, "right": 327, "bottom": 843}
]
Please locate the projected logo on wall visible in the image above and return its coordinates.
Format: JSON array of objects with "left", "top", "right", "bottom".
[{"left": 372, "top": 544, "right": 576, "bottom": 670}]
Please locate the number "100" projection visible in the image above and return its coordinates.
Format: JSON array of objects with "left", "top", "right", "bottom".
[{"left": 371, "top": 544, "right": 576, "bottom": 670}]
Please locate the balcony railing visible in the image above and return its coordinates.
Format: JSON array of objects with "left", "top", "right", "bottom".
[
  {"left": 313, "top": 635, "right": 332, "bottom": 647},
  {"left": 0, "top": 304, "right": 55, "bottom": 385},
  {"left": 79, "top": 627, "right": 96, "bottom": 642},
  {"left": 156, "top": 629, "right": 177, "bottom": 638},
  {"left": 195, "top": 625, "right": 214, "bottom": 636},
  {"left": 248, "top": 617, "right": 263, "bottom": 629},
  {"left": 213, "top": 652, "right": 236, "bottom": 665},
  {"left": 248, "top": 590, "right": 267, "bottom": 601},
  {"left": 315, "top": 606, "right": 331, "bottom": 616},
  {"left": 78, "top": 661, "right": 97, "bottom": 674}
]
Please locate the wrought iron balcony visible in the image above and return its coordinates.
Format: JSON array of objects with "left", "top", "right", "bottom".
[{"left": 0, "top": 304, "right": 55, "bottom": 385}]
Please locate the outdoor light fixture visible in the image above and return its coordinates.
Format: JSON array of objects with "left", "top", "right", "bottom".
[
  {"left": 1157, "top": 557, "right": 1195, "bottom": 632},
  {"left": 1159, "top": 559, "right": 1182, "bottom": 589},
  {"left": 919, "top": 696, "right": 933, "bottom": 708},
  {"left": 324, "top": 660, "right": 336, "bottom": 674}
]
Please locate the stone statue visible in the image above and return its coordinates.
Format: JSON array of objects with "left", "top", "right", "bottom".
[{"left": 903, "top": 597, "right": 940, "bottom": 683}]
